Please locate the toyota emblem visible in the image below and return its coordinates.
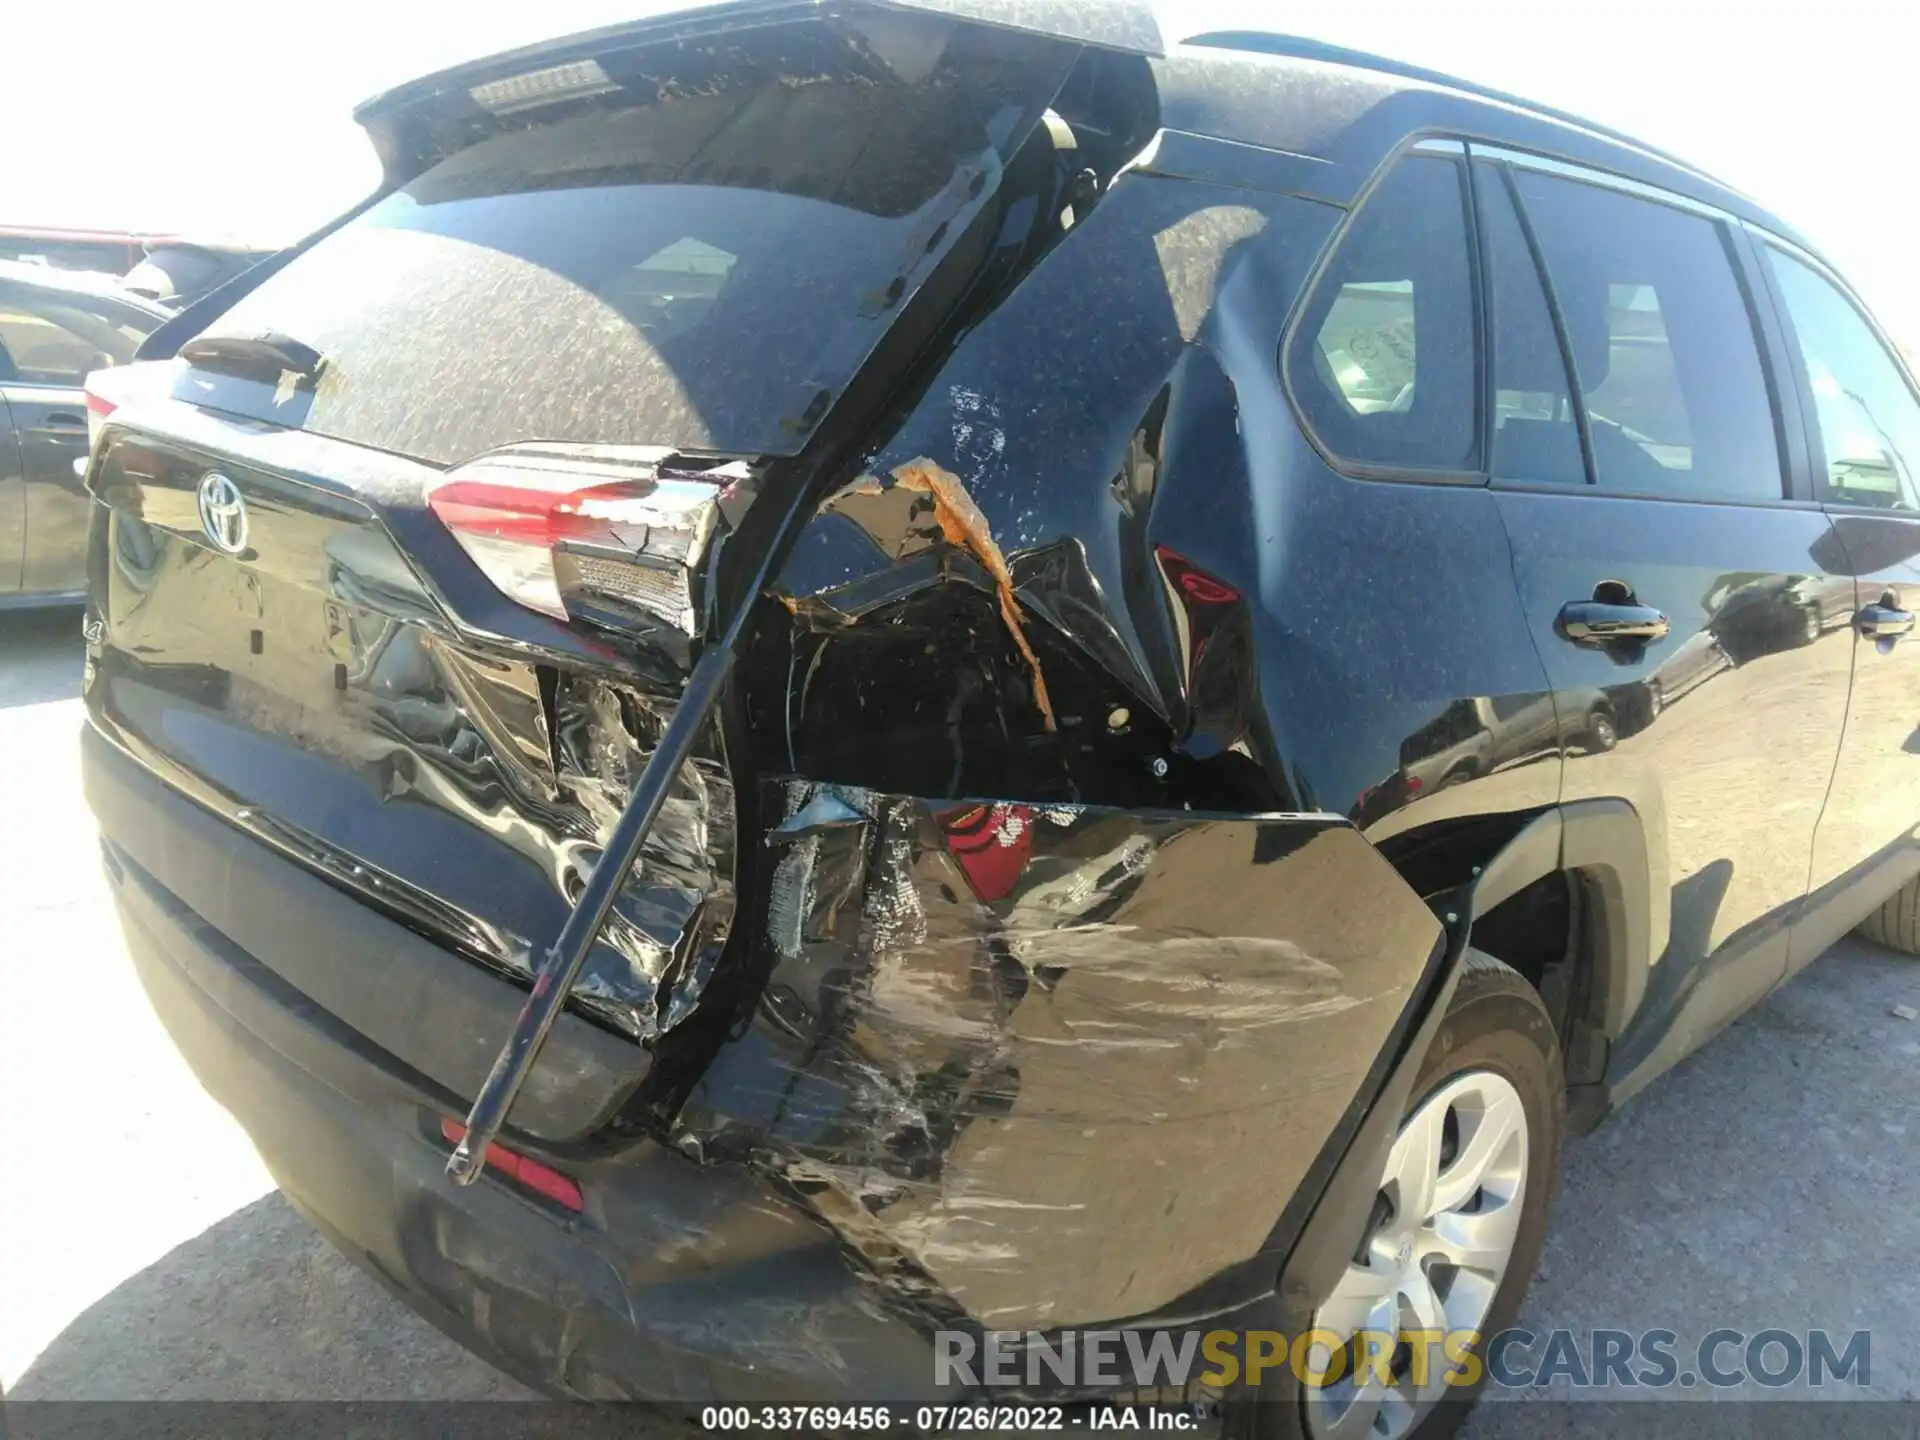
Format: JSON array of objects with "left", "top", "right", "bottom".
[{"left": 196, "top": 472, "right": 250, "bottom": 555}]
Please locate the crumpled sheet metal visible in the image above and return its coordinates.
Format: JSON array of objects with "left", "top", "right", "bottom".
[
  {"left": 678, "top": 784, "right": 1441, "bottom": 1331},
  {"left": 767, "top": 181, "right": 1313, "bottom": 763},
  {"left": 547, "top": 671, "right": 736, "bottom": 1039},
  {"left": 838, "top": 458, "right": 1057, "bottom": 730}
]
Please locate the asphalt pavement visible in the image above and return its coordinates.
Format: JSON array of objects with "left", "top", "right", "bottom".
[{"left": 3, "top": 606, "right": 1917, "bottom": 1432}]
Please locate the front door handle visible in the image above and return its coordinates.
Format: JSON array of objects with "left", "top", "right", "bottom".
[
  {"left": 1856, "top": 600, "right": 1915, "bottom": 640},
  {"left": 1558, "top": 599, "right": 1670, "bottom": 646}
]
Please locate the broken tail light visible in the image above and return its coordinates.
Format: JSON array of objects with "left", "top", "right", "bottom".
[
  {"left": 1154, "top": 545, "right": 1242, "bottom": 678},
  {"left": 426, "top": 443, "right": 752, "bottom": 633},
  {"left": 941, "top": 803, "right": 1034, "bottom": 902}
]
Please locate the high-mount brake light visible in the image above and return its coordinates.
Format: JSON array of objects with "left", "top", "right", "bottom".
[{"left": 468, "top": 59, "right": 618, "bottom": 115}]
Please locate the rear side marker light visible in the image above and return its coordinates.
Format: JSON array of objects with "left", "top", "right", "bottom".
[{"left": 439, "top": 1117, "right": 584, "bottom": 1212}]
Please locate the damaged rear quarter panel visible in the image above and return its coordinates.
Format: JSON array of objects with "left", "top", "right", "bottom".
[
  {"left": 769, "top": 172, "right": 1339, "bottom": 744},
  {"left": 675, "top": 784, "right": 1442, "bottom": 1332},
  {"left": 767, "top": 167, "right": 1353, "bottom": 820},
  {"left": 688, "top": 148, "right": 1500, "bottom": 1338}
]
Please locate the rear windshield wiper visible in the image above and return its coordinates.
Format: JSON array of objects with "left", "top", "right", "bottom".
[{"left": 179, "top": 331, "right": 328, "bottom": 384}]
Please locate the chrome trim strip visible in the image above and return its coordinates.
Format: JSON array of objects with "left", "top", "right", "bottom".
[
  {"left": 1466, "top": 142, "right": 1728, "bottom": 223},
  {"left": 107, "top": 390, "right": 444, "bottom": 505}
]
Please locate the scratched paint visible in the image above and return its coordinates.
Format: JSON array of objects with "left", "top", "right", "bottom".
[
  {"left": 676, "top": 783, "right": 1442, "bottom": 1330},
  {"left": 842, "top": 458, "right": 1057, "bottom": 731}
]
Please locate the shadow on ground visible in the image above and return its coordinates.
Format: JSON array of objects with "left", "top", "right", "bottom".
[
  {"left": 11, "top": 1194, "right": 531, "bottom": 1403},
  {"left": 1466, "top": 938, "right": 1920, "bottom": 1434},
  {"left": 0, "top": 608, "right": 84, "bottom": 709}
]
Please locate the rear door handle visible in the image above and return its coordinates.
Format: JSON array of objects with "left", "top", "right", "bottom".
[
  {"left": 1557, "top": 599, "right": 1670, "bottom": 645},
  {"left": 1856, "top": 600, "right": 1915, "bottom": 640},
  {"left": 33, "top": 412, "right": 88, "bottom": 443}
]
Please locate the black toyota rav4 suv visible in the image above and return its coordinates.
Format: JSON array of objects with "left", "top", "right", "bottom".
[{"left": 81, "top": 3, "right": 1920, "bottom": 1434}]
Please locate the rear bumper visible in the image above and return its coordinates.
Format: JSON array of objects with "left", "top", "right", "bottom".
[{"left": 87, "top": 726, "right": 941, "bottom": 1401}]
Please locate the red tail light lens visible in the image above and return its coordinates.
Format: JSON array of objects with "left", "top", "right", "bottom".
[
  {"left": 439, "top": 1117, "right": 584, "bottom": 1212},
  {"left": 940, "top": 803, "right": 1034, "bottom": 902},
  {"left": 426, "top": 445, "right": 741, "bottom": 630},
  {"left": 1154, "top": 545, "right": 1243, "bottom": 679},
  {"left": 84, "top": 385, "right": 117, "bottom": 451},
  {"left": 426, "top": 478, "right": 660, "bottom": 550}
]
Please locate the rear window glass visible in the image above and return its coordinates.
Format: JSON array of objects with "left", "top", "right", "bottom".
[
  {"left": 1474, "top": 161, "right": 1585, "bottom": 486},
  {"left": 190, "top": 23, "right": 1062, "bottom": 464},
  {"left": 1289, "top": 155, "right": 1479, "bottom": 473}
]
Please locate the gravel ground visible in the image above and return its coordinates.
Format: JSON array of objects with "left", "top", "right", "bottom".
[{"left": 3, "top": 606, "right": 1917, "bottom": 1432}]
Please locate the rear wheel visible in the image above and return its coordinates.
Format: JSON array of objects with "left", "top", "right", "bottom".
[
  {"left": 1299, "top": 953, "right": 1563, "bottom": 1440},
  {"left": 1856, "top": 876, "right": 1920, "bottom": 955}
]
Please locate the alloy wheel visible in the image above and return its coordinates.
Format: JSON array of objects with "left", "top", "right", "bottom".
[{"left": 1302, "top": 1070, "right": 1530, "bottom": 1440}]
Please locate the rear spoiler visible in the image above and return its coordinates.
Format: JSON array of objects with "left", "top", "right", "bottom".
[
  {"left": 353, "top": 0, "right": 1162, "bottom": 186},
  {"left": 357, "top": 0, "right": 1162, "bottom": 124}
]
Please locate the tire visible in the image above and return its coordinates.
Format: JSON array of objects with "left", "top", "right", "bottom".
[
  {"left": 1856, "top": 875, "right": 1920, "bottom": 954},
  {"left": 1288, "top": 953, "right": 1565, "bottom": 1440}
]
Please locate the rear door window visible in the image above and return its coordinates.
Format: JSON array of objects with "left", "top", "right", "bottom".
[
  {"left": 1509, "top": 171, "right": 1782, "bottom": 501},
  {"left": 1290, "top": 155, "right": 1479, "bottom": 474},
  {"left": 1473, "top": 162, "right": 1585, "bottom": 487},
  {"left": 1765, "top": 247, "right": 1920, "bottom": 510}
]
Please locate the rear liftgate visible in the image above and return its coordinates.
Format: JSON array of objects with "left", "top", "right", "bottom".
[{"left": 446, "top": 0, "right": 1168, "bottom": 1187}]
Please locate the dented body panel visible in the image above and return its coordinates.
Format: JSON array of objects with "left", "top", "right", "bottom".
[
  {"left": 86, "top": 414, "right": 736, "bottom": 1055},
  {"left": 680, "top": 786, "right": 1442, "bottom": 1332},
  {"left": 768, "top": 157, "right": 1561, "bottom": 837},
  {"left": 82, "top": 24, "right": 1524, "bottom": 1399}
]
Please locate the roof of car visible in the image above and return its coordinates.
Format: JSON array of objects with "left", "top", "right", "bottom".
[
  {"left": 354, "top": 0, "right": 1163, "bottom": 128},
  {"left": 353, "top": 2, "right": 1815, "bottom": 261},
  {"left": 0, "top": 258, "right": 173, "bottom": 318},
  {"left": 1155, "top": 31, "right": 1813, "bottom": 253}
]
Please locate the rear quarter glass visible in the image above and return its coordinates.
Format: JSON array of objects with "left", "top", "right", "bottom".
[{"left": 182, "top": 17, "right": 1075, "bottom": 464}]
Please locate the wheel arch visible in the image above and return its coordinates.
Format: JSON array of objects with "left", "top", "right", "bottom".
[
  {"left": 1278, "top": 794, "right": 1664, "bottom": 1351},
  {"left": 1463, "top": 798, "right": 1663, "bottom": 1127},
  {"left": 1375, "top": 792, "right": 1666, "bottom": 1048}
]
